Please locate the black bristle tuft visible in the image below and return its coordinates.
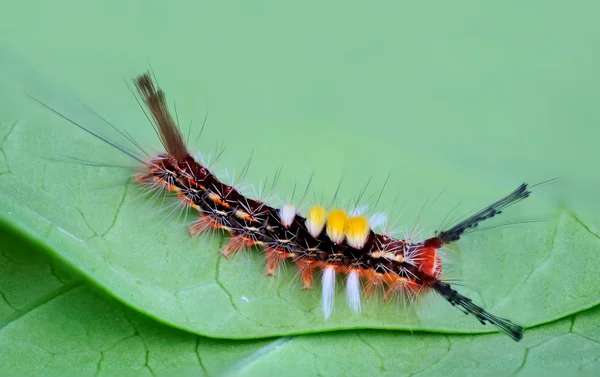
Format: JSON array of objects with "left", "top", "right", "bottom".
[
  {"left": 437, "top": 183, "right": 531, "bottom": 244},
  {"left": 433, "top": 281, "right": 524, "bottom": 342}
]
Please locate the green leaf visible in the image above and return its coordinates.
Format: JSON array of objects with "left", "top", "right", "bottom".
[
  {"left": 1, "top": 0, "right": 600, "bottom": 340},
  {"left": 0, "top": 227, "right": 270, "bottom": 376},
  {"left": 2, "top": 226, "right": 600, "bottom": 376},
  {"left": 1, "top": 71, "right": 599, "bottom": 338}
]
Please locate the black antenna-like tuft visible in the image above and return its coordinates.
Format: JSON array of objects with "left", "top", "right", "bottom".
[
  {"left": 433, "top": 281, "right": 524, "bottom": 341},
  {"left": 436, "top": 183, "right": 531, "bottom": 243}
]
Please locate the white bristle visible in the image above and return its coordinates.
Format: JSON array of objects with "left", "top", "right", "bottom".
[
  {"left": 403, "top": 245, "right": 422, "bottom": 267},
  {"left": 350, "top": 205, "right": 369, "bottom": 217},
  {"left": 321, "top": 267, "right": 336, "bottom": 320},
  {"left": 345, "top": 270, "right": 362, "bottom": 315},
  {"left": 279, "top": 203, "right": 296, "bottom": 228},
  {"left": 369, "top": 212, "right": 388, "bottom": 231}
]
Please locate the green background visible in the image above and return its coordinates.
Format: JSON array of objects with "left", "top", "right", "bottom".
[{"left": 1, "top": 0, "right": 600, "bottom": 375}]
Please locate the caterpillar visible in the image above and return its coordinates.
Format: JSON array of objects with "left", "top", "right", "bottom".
[{"left": 32, "top": 71, "right": 529, "bottom": 342}]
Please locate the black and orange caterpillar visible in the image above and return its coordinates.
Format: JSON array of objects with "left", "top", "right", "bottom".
[{"left": 35, "top": 72, "right": 528, "bottom": 341}]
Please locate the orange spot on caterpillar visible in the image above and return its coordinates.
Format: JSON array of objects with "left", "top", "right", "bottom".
[
  {"left": 295, "top": 259, "right": 319, "bottom": 289},
  {"left": 320, "top": 263, "right": 343, "bottom": 273},
  {"left": 183, "top": 176, "right": 206, "bottom": 190},
  {"left": 235, "top": 209, "right": 262, "bottom": 223},
  {"left": 177, "top": 191, "right": 197, "bottom": 208},
  {"left": 364, "top": 270, "right": 385, "bottom": 299},
  {"left": 417, "top": 247, "right": 441, "bottom": 277},
  {"left": 188, "top": 215, "right": 222, "bottom": 235},
  {"left": 220, "top": 235, "right": 257, "bottom": 258},
  {"left": 383, "top": 275, "right": 421, "bottom": 302},
  {"left": 264, "top": 247, "right": 291, "bottom": 276},
  {"left": 207, "top": 192, "right": 231, "bottom": 208}
]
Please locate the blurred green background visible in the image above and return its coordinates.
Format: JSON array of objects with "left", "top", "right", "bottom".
[
  {"left": 1, "top": 0, "right": 600, "bottom": 375},
  {"left": 1, "top": 0, "right": 599, "bottom": 213}
]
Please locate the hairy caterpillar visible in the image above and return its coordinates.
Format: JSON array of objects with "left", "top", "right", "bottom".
[{"left": 30, "top": 72, "right": 534, "bottom": 342}]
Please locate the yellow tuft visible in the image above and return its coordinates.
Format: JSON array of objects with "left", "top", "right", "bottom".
[
  {"left": 326, "top": 209, "right": 347, "bottom": 244},
  {"left": 306, "top": 206, "right": 327, "bottom": 238},
  {"left": 345, "top": 216, "right": 370, "bottom": 249}
]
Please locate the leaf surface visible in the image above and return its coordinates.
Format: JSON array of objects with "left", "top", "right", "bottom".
[
  {"left": 1, "top": 228, "right": 599, "bottom": 376},
  {"left": 1, "top": 0, "right": 600, "bottom": 339}
]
